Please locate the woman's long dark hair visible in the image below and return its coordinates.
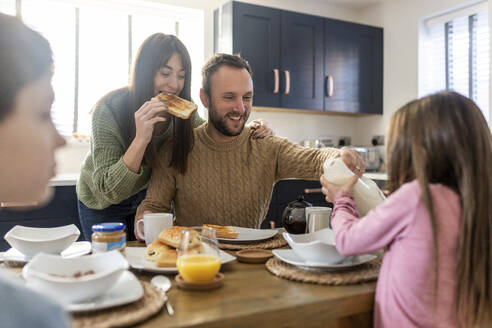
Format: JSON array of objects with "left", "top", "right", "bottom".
[
  {"left": 0, "top": 13, "right": 53, "bottom": 121},
  {"left": 386, "top": 91, "right": 492, "bottom": 327},
  {"left": 114, "top": 33, "right": 194, "bottom": 174}
]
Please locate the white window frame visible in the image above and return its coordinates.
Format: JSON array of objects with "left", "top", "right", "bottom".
[{"left": 5, "top": 0, "right": 205, "bottom": 136}]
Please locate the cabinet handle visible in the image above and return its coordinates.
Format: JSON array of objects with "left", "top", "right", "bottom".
[
  {"left": 0, "top": 201, "right": 38, "bottom": 207},
  {"left": 272, "top": 69, "right": 279, "bottom": 94},
  {"left": 325, "top": 75, "right": 334, "bottom": 98},
  {"left": 284, "top": 70, "right": 290, "bottom": 95}
]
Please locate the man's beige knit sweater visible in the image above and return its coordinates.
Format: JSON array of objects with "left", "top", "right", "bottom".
[{"left": 136, "top": 123, "right": 339, "bottom": 228}]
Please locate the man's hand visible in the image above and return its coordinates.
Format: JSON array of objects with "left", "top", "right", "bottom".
[
  {"left": 248, "top": 119, "right": 274, "bottom": 138},
  {"left": 339, "top": 147, "right": 365, "bottom": 175},
  {"left": 134, "top": 210, "right": 153, "bottom": 241}
]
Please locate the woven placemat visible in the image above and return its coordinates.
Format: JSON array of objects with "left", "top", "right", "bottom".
[
  {"left": 72, "top": 281, "right": 165, "bottom": 328},
  {"left": 265, "top": 257, "right": 381, "bottom": 285},
  {"left": 218, "top": 233, "right": 287, "bottom": 250}
]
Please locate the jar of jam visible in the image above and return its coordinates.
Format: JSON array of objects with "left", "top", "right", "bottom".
[{"left": 91, "top": 222, "right": 126, "bottom": 254}]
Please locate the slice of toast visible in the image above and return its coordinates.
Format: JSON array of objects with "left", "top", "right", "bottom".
[
  {"left": 203, "top": 224, "right": 239, "bottom": 239},
  {"left": 158, "top": 226, "right": 201, "bottom": 249},
  {"left": 156, "top": 93, "right": 197, "bottom": 119},
  {"left": 145, "top": 239, "right": 178, "bottom": 267}
]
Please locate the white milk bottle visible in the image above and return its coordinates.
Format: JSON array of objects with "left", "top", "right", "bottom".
[{"left": 323, "top": 157, "right": 386, "bottom": 216}]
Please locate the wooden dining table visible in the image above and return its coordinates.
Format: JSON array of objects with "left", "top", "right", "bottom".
[{"left": 131, "top": 242, "right": 376, "bottom": 328}]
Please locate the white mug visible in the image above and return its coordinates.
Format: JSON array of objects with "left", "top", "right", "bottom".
[
  {"left": 136, "top": 213, "right": 174, "bottom": 245},
  {"left": 305, "top": 207, "right": 332, "bottom": 233}
]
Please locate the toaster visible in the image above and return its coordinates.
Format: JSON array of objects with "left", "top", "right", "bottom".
[{"left": 350, "top": 147, "right": 381, "bottom": 172}]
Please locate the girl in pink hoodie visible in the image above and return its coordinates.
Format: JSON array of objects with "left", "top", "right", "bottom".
[{"left": 321, "top": 91, "right": 492, "bottom": 328}]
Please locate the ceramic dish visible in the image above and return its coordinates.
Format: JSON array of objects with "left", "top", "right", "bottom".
[
  {"left": 218, "top": 227, "right": 277, "bottom": 243},
  {"left": 4, "top": 224, "right": 80, "bottom": 257},
  {"left": 0, "top": 241, "right": 91, "bottom": 263},
  {"left": 23, "top": 251, "right": 129, "bottom": 304},
  {"left": 283, "top": 228, "right": 344, "bottom": 264},
  {"left": 273, "top": 249, "right": 377, "bottom": 271},
  {"left": 125, "top": 247, "right": 236, "bottom": 273},
  {"left": 67, "top": 271, "right": 144, "bottom": 312},
  {"left": 236, "top": 249, "right": 273, "bottom": 264}
]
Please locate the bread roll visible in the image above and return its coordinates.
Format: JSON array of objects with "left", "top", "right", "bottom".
[
  {"left": 158, "top": 226, "right": 201, "bottom": 249},
  {"left": 156, "top": 93, "right": 197, "bottom": 119},
  {"left": 145, "top": 239, "right": 177, "bottom": 267},
  {"left": 202, "top": 224, "right": 239, "bottom": 239}
]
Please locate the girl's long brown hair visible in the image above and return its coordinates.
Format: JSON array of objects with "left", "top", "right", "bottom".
[
  {"left": 386, "top": 91, "right": 492, "bottom": 327},
  {"left": 113, "top": 33, "right": 194, "bottom": 174}
]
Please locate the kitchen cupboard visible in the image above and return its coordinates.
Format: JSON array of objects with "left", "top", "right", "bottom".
[
  {"left": 263, "top": 179, "right": 330, "bottom": 229},
  {"left": 214, "top": 1, "right": 383, "bottom": 114},
  {"left": 324, "top": 19, "right": 383, "bottom": 114}
]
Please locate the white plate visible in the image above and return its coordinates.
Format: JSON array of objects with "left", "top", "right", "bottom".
[
  {"left": 218, "top": 227, "right": 277, "bottom": 243},
  {"left": 125, "top": 246, "right": 236, "bottom": 273},
  {"left": 273, "top": 249, "right": 377, "bottom": 271},
  {"left": 0, "top": 241, "right": 91, "bottom": 263},
  {"left": 66, "top": 270, "right": 144, "bottom": 312}
]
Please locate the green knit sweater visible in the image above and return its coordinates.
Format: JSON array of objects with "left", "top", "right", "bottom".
[
  {"left": 76, "top": 88, "right": 205, "bottom": 209},
  {"left": 136, "top": 123, "right": 339, "bottom": 228}
]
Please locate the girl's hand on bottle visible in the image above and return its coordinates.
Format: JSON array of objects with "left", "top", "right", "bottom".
[
  {"left": 134, "top": 98, "right": 169, "bottom": 146},
  {"left": 320, "top": 174, "right": 360, "bottom": 204},
  {"left": 248, "top": 119, "right": 274, "bottom": 138}
]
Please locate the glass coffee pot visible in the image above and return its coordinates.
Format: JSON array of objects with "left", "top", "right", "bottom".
[{"left": 281, "top": 195, "right": 312, "bottom": 234}]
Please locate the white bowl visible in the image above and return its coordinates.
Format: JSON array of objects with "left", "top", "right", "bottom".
[
  {"left": 282, "top": 228, "right": 345, "bottom": 264},
  {"left": 4, "top": 224, "right": 80, "bottom": 257},
  {"left": 22, "top": 251, "right": 128, "bottom": 304}
]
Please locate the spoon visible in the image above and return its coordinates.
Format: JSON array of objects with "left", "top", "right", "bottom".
[{"left": 151, "top": 275, "right": 174, "bottom": 316}]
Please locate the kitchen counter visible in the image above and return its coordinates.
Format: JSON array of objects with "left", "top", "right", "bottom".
[
  {"left": 48, "top": 172, "right": 387, "bottom": 187},
  {"left": 49, "top": 173, "right": 79, "bottom": 187},
  {"left": 363, "top": 172, "right": 387, "bottom": 181}
]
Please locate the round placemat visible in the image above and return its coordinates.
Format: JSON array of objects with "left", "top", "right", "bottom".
[
  {"left": 218, "top": 233, "right": 287, "bottom": 250},
  {"left": 265, "top": 257, "right": 381, "bottom": 285},
  {"left": 71, "top": 281, "right": 165, "bottom": 328}
]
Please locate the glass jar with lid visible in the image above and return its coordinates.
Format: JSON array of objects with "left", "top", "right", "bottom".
[{"left": 91, "top": 222, "right": 126, "bottom": 254}]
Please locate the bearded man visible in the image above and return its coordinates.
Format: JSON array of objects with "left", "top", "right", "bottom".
[{"left": 135, "top": 53, "right": 362, "bottom": 229}]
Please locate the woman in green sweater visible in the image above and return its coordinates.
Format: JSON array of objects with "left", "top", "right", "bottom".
[{"left": 76, "top": 33, "right": 271, "bottom": 240}]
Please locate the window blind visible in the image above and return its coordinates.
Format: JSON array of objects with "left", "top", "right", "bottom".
[{"left": 420, "top": 1, "right": 489, "bottom": 122}]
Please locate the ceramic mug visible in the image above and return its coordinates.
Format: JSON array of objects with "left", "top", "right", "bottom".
[
  {"left": 136, "top": 213, "right": 174, "bottom": 245},
  {"left": 305, "top": 207, "right": 332, "bottom": 233}
]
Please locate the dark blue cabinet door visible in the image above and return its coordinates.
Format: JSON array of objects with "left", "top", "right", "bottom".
[
  {"left": 233, "top": 2, "right": 280, "bottom": 107},
  {"left": 324, "top": 19, "right": 383, "bottom": 114},
  {"left": 280, "top": 11, "right": 324, "bottom": 110}
]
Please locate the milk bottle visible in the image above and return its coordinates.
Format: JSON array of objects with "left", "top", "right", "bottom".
[{"left": 323, "top": 157, "right": 386, "bottom": 216}]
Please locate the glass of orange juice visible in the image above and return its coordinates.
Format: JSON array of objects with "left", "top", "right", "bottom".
[{"left": 177, "top": 227, "right": 221, "bottom": 283}]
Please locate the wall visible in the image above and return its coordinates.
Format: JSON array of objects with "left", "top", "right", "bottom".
[
  {"left": 352, "top": 0, "right": 489, "bottom": 147},
  {"left": 55, "top": 0, "right": 375, "bottom": 174}
]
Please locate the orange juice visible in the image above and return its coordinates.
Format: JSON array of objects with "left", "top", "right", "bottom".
[{"left": 177, "top": 254, "right": 221, "bottom": 283}]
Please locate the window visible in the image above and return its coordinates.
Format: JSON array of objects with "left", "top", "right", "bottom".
[
  {"left": 0, "top": 0, "right": 204, "bottom": 136},
  {"left": 419, "top": 1, "right": 489, "bottom": 122}
]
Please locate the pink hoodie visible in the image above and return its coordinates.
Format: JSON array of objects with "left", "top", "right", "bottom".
[{"left": 331, "top": 180, "right": 461, "bottom": 327}]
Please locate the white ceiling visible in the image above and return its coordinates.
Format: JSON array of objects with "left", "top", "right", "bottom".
[{"left": 312, "top": 0, "right": 383, "bottom": 10}]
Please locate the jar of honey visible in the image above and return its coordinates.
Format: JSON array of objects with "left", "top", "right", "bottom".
[{"left": 91, "top": 222, "right": 126, "bottom": 254}]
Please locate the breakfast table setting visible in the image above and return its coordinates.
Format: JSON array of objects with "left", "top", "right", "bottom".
[{"left": 0, "top": 222, "right": 381, "bottom": 328}]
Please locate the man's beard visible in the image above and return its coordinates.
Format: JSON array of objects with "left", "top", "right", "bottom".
[{"left": 208, "top": 102, "right": 250, "bottom": 137}]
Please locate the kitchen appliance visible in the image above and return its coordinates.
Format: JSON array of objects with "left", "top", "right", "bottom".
[
  {"left": 281, "top": 195, "right": 312, "bottom": 234},
  {"left": 350, "top": 146, "right": 381, "bottom": 172}
]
